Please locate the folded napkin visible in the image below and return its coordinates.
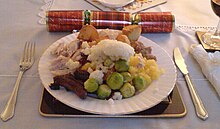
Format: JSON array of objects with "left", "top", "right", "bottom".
[{"left": 190, "top": 44, "right": 220, "bottom": 97}]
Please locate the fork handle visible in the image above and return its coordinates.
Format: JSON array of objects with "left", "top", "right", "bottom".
[{"left": 1, "top": 71, "right": 24, "bottom": 122}]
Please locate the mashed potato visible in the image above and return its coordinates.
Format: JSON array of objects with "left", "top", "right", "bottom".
[{"left": 88, "top": 39, "right": 135, "bottom": 62}]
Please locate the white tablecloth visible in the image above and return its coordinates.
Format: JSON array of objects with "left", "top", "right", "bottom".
[{"left": 0, "top": 0, "right": 220, "bottom": 129}]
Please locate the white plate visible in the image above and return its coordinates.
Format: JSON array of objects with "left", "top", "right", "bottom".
[
  {"left": 38, "top": 31, "right": 177, "bottom": 115},
  {"left": 97, "top": 0, "right": 134, "bottom": 8}
]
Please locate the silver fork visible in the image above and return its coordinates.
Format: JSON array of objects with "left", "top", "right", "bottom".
[{"left": 1, "top": 42, "right": 35, "bottom": 122}]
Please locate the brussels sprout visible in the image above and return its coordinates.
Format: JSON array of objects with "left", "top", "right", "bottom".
[
  {"left": 97, "top": 84, "right": 111, "bottom": 99},
  {"left": 115, "top": 59, "right": 129, "bottom": 72},
  {"left": 107, "top": 72, "right": 124, "bottom": 90},
  {"left": 120, "top": 83, "right": 135, "bottom": 98},
  {"left": 84, "top": 78, "right": 99, "bottom": 92},
  {"left": 121, "top": 72, "right": 132, "bottom": 83},
  {"left": 133, "top": 76, "right": 146, "bottom": 91},
  {"left": 104, "top": 58, "right": 113, "bottom": 67}
]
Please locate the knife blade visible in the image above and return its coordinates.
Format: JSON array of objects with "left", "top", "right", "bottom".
[{"left": 174, "top": 47, "right": 208, "bottom": 120}]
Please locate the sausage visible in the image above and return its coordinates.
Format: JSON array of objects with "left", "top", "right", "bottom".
[{"left": 52, "top": 74, "right": 87, "bottom": 99}]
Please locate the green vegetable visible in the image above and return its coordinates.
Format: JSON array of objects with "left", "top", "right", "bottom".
[
  {"left": 84, "top": 78, "right": 99, "bottom": 92},
  {"left": 121, "top": 72, "right": 132, "bottom": 83},
  {"left": 120, "top": 83, "right": 135, "bottom": 98},
  {"left": 107, "top": 72, "right": 124, "bottom": 90},
  {"left": 133, "top": 76, "right": 146, "bottom": 91},
  {"left": 97, "top": 84, "right": 111, "bottom": 99},
  {"left": 104, "top": 58, "right": 113, "bottom": 67},
  {"left": 115, "top": 59, "right": 129, "bottom": 72}
]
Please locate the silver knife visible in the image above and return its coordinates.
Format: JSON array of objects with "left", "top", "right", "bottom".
[{"left": 174, "top": 47, "right": 208, "bottom": 120}]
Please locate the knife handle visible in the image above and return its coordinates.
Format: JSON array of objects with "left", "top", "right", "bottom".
[{"left": 185, "top": 74, "right": 208, "bottom": 120}]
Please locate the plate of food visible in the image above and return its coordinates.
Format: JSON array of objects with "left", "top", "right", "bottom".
[{"left": 38, "top": 25, "right": 176, "bottom": 115}]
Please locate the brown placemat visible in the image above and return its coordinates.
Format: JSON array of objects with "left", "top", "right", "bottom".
[{"left": 39, "top": 85, "right": 186, "bottom": 118}]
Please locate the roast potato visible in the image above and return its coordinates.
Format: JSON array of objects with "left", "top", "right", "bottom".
[
  {"left": 122, "top": 25, "right": 142, "bottom": 41},
  {"left": 77, "top": 25, "right": 99, "bottom": 42},
  {"left": 116, "top": 33, "right": 131, "bottom": 45}
]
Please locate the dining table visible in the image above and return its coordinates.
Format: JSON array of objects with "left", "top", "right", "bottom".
[{"left": 0, "top": 0, "right": 220, "bottom": 128}]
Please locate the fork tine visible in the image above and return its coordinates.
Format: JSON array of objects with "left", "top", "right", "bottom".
[
  {"left": 32, "top": 42, "right": 35, "bottom": 62},
  {"left": 25, "top": 42, "right": 30, "bottom": 62},
  {"left": 20, "top": 42, "right": 35, "bottom": 64},
  {"left": 20, "top": 42, "right": 27, "bottom": 64},
  {"left": 28, "top": 42, "right": 32, "bottom": 62},
  {"left": 30, "top": 42, "right": 35, "bottom": 63}
]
